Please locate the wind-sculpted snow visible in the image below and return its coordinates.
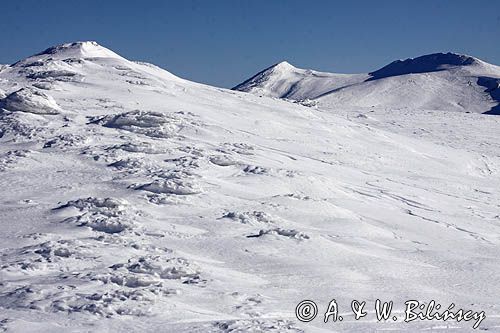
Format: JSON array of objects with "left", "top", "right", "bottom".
[
  {"left": 0, "top": 150, "right": 31, "bottom": 171},
  {"left": 249, "top": 228, "right": 310, "bottom": 240},
  {"left": 1, "top": 193, "right": 204, "bottom": 319},
  {"left": 94, "top": 110, "right": 200, "bottom": 139},
  {"left": 0, "top": 111, "right": 51, "bottom": 141},
  {"left": 209, "top": 155, "right": 238, "bottom": 166},
  {"left": 221, "top": 210, "right": 275, "bottom": 225},
  {"left": 106, "top": 256, "right": 204, "bottom": 285},
  {"left": 1, "top": 42, "right": 500, "bottom": 332},
  {"left": 112, "top": 141, "right": 170, "bottom": 154},
  {"left": 138, "top": 177, "right": 203, "bottom": 195},
  {"left": 56, "top": 197, "right": 135, "bottom": 234},
  {"left": 0, "top": 87, "right": 61, "bottom": 114}
]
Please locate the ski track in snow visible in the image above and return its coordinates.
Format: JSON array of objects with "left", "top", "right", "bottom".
[{"left": 1, "top": 42, "right": 500, "bottom": 332}]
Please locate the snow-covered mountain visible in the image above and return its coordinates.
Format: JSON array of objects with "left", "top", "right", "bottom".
[
  {"left": 1, "top": 42, "right": 500, "bottom": 332},
  {"left": 234, "top": 53, "right": 500, "bottom": 114},
  {"left": 232, "top": 61, "right": 369, "bottom": 100}
]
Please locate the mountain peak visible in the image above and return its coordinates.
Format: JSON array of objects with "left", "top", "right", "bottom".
[
  {"left": 369, "top": 52, "right": 480, "bottom": 80},
  {"left": 11, "top": 41, "right": 124, "bottom": 67},
  {"left": 271, "top": 61, "right": 295, "bottom": 71},
  {"left": 231, "top": 61, "right": 297, "bottom": 92},
  {"left": 35, "top": 41, "right": 123, "bottom": 60}
]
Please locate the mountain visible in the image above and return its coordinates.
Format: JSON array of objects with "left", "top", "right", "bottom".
[
  {"left": 14, "top": 41, "right": 126, "bottom": 65},
  {"left": 368, "top": 52, "right": 480, "bottom": 79},
  {"left": 1, "top": 42, "right": 500, "bottom": 332},
  {"left": 233, "top": 53, "right": 500, "bottom": 114},
  {"left": 232, "top": 61, "right": 368, "bottom": 100}
]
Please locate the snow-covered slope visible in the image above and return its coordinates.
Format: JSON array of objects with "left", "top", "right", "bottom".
[
  {"left": 234, "top": 53, "right": 500, "bottom": 114},
  {"left": 1, "top": 42, "right": 500, "bottom": 332}
]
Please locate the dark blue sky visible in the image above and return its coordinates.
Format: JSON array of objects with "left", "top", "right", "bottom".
[{"left": 1, "top": 0, "right": 499, "bottom": 87}]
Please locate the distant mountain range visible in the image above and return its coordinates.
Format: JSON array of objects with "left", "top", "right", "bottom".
[{"left": 233, "top": 53, "right": 500, "bottom": 114}]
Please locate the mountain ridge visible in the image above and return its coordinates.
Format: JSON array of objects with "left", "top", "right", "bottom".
[
  {"left": 233, "top": 51, "right": 500, "bottom": 113},
  {"left": 368, "top": 52, "right": 483, "bottom": 80}
]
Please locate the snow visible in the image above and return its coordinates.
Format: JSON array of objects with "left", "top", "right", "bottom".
[
  {"left": 0, "top": 87, "right": 61, "bottom": 114},
  {"left": 234, "top": 52, "right": 500, "bottom": 114},
  {"left": 1, "top": 41, "right": 500, "bottom": 332},
  {"left": 19, "top": 41, "right": 125, "bottom": 64},
  {"left": 368, "top": 52, "right": 479, "bottom": 79},
  {"left": 233, "top": 61, "right": 369, "bottom": 100}
]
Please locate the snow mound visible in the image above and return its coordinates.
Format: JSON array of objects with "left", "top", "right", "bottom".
[
  {"left": 242, "top": 164, "right": 269, "bottom": 175},
  {"left": 90, "top": 256, "right": 203, "bottom": 288},
  {"left": 210, "top": 155, "right": 237, "bottom": 166},
  {"left": 50, "top": 288, "right": 163, "bottom": 317},
  {"left": 114, "top": 141, "right": 169, "bottom": 154},
  {"left": 58, "top": 197, "right": 127, "bottom": 211},
  {"left": 0, "top": 239, "right": 89, "bottom": 273},
  {"left": 118, "top": 256, "right": 202, "bottom": 282},
  {"left": 108, "top": 157, "right": 154, "bottom": 172},
  {"left": 0, "top": 87, "right": 61, "bottom": 114},
  {"left": 56, "top": 197, "right": 135, "bottom": 234},
  {"left": 138, "top": 178, "right": 202, "bottom": 195},
  {"left": 97, "top": 110, "right": 192, "bottom": 139},
  {"left": 221, "top": 211, "right": 274, "bottom": 225},
  {"left": 0, "top": 282, "right": 173, "bottom": 317},
  {"left": 251, "top": 228, "right": 310, "bottom": 240}
]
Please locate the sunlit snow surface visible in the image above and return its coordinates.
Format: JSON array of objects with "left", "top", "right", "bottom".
[{"left": 1, "top": 42, "right": 500, "bottom": 332}]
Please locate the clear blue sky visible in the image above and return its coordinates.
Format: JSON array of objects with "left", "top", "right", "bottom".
[{"left": 1, "top": 0, "right": 499, "bottom": 88}]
